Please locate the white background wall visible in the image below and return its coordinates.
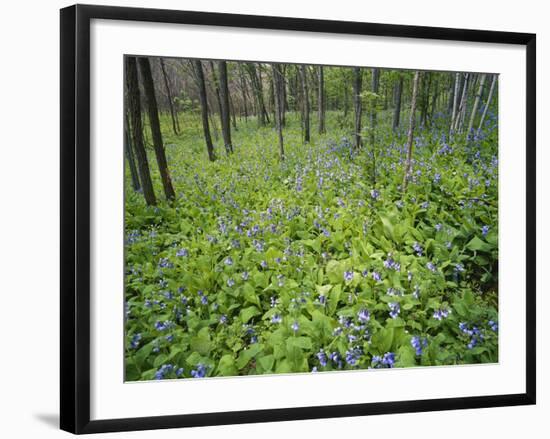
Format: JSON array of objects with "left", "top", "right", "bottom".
[{"left": 0, "top": 0, "right": 546, "bottom": 437}]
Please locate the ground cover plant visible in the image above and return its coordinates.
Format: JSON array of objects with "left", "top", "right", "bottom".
[{"left": 124, "top": 58, "right": 499, "bottom": 381}]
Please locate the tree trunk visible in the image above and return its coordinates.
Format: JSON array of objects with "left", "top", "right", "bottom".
[
  {"left": 450, "top": 72, "right": 460, "bottom": 132},
  {"left": 217, "top": 61, "right": 233, "bottom": 154},
  {"left": 246, "top": 63, "right": 268, "bottom": 126},
  {"left": 477, "top": 74, "right": 497, "bottom": 136},
  {"left": 138, "top": 57, "right": 176, "bottom": 201},
  {"left": 318, "top": 66, "right": 326, "bottom": 134},
  {"left": 229, "top": 92, "right": 238, "bottom": 131},
  {"left": 353, "top": 67, "right": 363, "bottom": 150},
  {"left": 272, "top": 64, "right": 285, "bottom": 160},
  {"left": 299, "top": 65, "right": 310, "bottom": 143},
  {"left": 466, "top": 73, "right": 487, "bottom": 140},
  {"left": 392, "top": 74, "right": 403, "bottom": 131},
  {"left": 192, "top": 60, "right": 216, "bottom": 161},
  {"left": 370, "top": 68, "right": 380, "bottom": 182},
  {"left": 124, "top": 111, "right": 141, "bottom": 192},
  {"left": 238, "top": 64, "right": 249, "bottom": 122},
  {"left": 402, "top": 71, "right": 421, "bottom": 192},
  {"left": 208, "top": 61, "right": 223, "bottom": 118},
  {"left": 454, "top": 73, "right": 469, "bottom": 133},
  {"left": 125, "top": 57, "right": 156, "bottom": 206},
  {"left": 159, "top": 58, "right": 179, "bottom": 135}
]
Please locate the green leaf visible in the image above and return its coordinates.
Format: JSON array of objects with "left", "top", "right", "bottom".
[
  {"left": 327, "top": 284, "right": 342, "bottom": 315},
  {"left": 372, "top": 327, "right": 394, "bottom": 353},
  {"left": 466, "top": 236, "right": 491, "bottom": 252},
  {"left": 257, "top": 354, "right": 275, "bottom": 372},
  {"left": 217, "top": 354, "right": 238, "bottom": 376},
  {"left": 236, "top": 343, "right": 263, "bottom": 369},
  {"left": 240, "top": 306, "right": 261, "bottom": 323}
]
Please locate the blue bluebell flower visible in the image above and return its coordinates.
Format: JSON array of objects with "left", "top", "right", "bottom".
[
  {"left": 317, "top": 349, "right": 328, "bottom": 367},
  {"left": 344, "top": 271, "right": 354, "bottom": 282},
  {"left": 176, "top": 248, "right": 188, "bottom": 257},
  {"left": 190, "top": 363, "right": 207, "bottom": 378},
  {"left": 358, "top": 308, "right": 370, "bottom": 323},
  {"left": 388, "top": 302, "right": 400, "bottom": 319},
  {"left": 130, "top": 333, "right": 142, "bottom": 349}
]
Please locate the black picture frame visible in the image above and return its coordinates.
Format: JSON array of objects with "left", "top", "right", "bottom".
[{"left": 60, "top": 4, "right": 536, "bottom": 434}]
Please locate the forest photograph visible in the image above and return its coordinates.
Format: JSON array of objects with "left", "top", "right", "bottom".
[{"left": 123, "top": 56, "right": 499, "bottom": 382}]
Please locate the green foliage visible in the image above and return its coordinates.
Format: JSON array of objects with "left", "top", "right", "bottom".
[{"left": 125, "top": 103, "right": 499, "bottom": 381}]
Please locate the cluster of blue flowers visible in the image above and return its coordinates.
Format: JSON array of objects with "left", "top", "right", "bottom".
[
  {"left": 410, "top": 336, "right": 428, "bottom": 356},
  {"left": 432, "top": 308, "right": 450, "bottom": 320},
  {"left": 388, "top": 302, "right": 400, "bottom": 319},
  {"left": 154, "top": 364, "right": 184, "bottom": 380},
  {"left": 459, "top": 322, "right": 484, "bottom": 349},
  {"left": 371, "top": 352, "right": 395, "bottom": 368},
  {"left": 190, "top": 363, "right": 208, "bottom": 378}
]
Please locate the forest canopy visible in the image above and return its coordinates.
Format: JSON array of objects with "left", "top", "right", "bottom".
[{"left": 124, "top": 56, "right": 499, "bottom": 381}]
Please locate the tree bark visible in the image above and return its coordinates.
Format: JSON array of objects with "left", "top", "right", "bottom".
[
  {"left": 402, "top": 71, "right": 421, "bottom": 192},
  {"left": 124, "top": 111, "right": 141, "bottom": 192},
  {"left": 246, "top": 63, "right": 268, "bottom": 126},
  {"left": 159, "top": 58, "right": 179, "bottom": 135},
  {"left": 192, "top": 59, "right": 216, "bottom": 162},
  {"left": 353, "top": 67, "right": 363, "bottom": 150},
  {"left": 392, "top": 74, "right": 403, "bottom": 131},
  {"left": 477, "top": 74, "right": 497, "bottom": 136},
  {"left": 466, "top": 73, "right": 487, "bottom": 140},
  {"left": 450, "top": 72, "right": 460, "bottom": 133},
  {"left": 272, "top": 64, "right": 285, "bottom": 160},
  {"left": 125, "top": 57, "right": 156, "bottom": 205},
  {"left": 318, "top": 66, "right": 326, "bottom": 134},
  {"left": 217, "top": 61, "right": 233, "bottom": 154},
  {"left": 138, "top": 57, "right": 176, "bottom": 201},
  {"left": 299, "top": 65, "right": 310, "bottom": 143},
  {"left": 454, "top": 73, "right": 469, "bottom": 133},
  {"left": 238, "top": 64, "right": 249, "bottom": 122}
]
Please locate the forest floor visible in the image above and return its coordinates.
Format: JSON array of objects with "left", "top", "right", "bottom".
[{"left": 124, "top": 110, "right": 499, "bottom": 381}]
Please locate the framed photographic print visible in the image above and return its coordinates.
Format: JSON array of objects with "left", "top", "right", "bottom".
[{"left": 60, "top": 4, "right": 536, "bottom": 434}]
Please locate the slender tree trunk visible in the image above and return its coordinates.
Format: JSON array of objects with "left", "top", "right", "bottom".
[
  {"left": 238, "top": 64, "right": 249, "bottom": 122},
  {"left": 353, "top": 67, "right": 363, "bottom": 150},
  {"left": 477, "top": 74, "right": 497, "bottom": 136},
  {"left": 138, "top": 57, "right": 176, "bottom": 201},
  {"left": 258, "top": 66, "right": 270, "bottom": 124},
  {"left": 454, "top": 73, "right": 469, "bottom": 133},
  {"left": 208, "top": 61, "right": 223, "bottom": 118},
  {"left": 466, "top": 73, "right": 487, "bottom": 140},
  {"left": 124, "top": 112, "right": 141, "bottom": 192},
  {"left": 159, "top": 58, "right": 179, "bottom": 135},
  {"left": 281, "top": 65, "right": 288, "bottom": 127},
  {"left": 217, "top": 61, "right": 233, "bottom": 154},
  {"left": 246, "top": 63, "right": 268, "bottom": 126},
  {"left": 299, "top": 65, "right": 310, "bottom": 143},
  {"left": 370, "top": 68, "right": 380, "bottom": 182},
  {"left": 125, "top": 57, "right": 156, "bottom": 205},
  {"left": 229, "top": 93, "right": 238, "bottom": 131},
  {"left": 402, "top": 71, "right": 421, "bottom": 192},
  {"left": 272, "top": 64, "right": 285, "bottom": 160},
  {"left": 447, "top": 74, "right": 455, "bottom": 115},
  {"left": 392, "top": 74, "right": 403, "bottom": 131},
  {"left": 192, "top": 60, "right": 216, "bottom": 161},
  {"left": 451, "top": 72, "right": 460, "bottom": 132},
  {"left": 318, "top": 66, "right": 326, "bottom": 134}
]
